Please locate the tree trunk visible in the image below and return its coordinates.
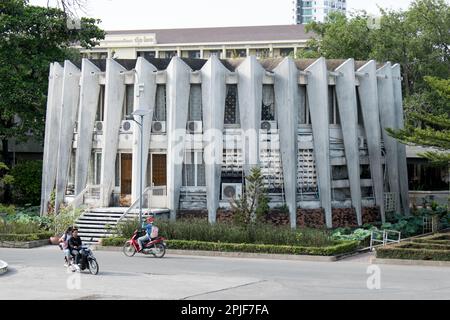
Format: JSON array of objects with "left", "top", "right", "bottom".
[{"left": 2, "top": 138, "right": 12, "bottom": 203}]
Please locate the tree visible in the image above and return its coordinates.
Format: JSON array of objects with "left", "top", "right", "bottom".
[
  {"left": 300, "top": 0, "right": 450, "bottom": 96},
  {"left": 231, "top": 167, "right": 269, "bottom": 227},
  {"left": 387, "top": 77, "right": 450, "bottom": 165},
  {"left": 0, "top": 0, "right": 104, "bottom": 201}
]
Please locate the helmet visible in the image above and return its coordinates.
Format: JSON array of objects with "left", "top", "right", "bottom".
[{"left": 146, "top": 215, "right": 155, "bottom": 223}]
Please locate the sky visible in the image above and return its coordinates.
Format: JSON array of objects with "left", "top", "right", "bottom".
[{"left": 30, "top": 0, "right": 415, "bottom": 30}]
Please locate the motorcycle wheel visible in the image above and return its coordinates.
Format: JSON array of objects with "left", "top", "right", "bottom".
[
  {"left": 152, "top": 243, "right": 166, "bottom": 258},
  {"left": 88, "top": 259, "right": 99, "bottom": 275},
  {"left": 123, "top": 242, "right": 136, "bottom": 257}
]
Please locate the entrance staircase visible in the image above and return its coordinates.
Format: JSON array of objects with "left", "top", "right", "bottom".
[{"left": 75, "top": 207, "right": 170, "bottom": 245}]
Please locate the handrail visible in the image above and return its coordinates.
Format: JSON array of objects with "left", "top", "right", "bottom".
[
  {"left": 370, "top": 229, "right": 401, "bottom": 251},
  {"left": 64, "top": 184, "right": 106, "bottom": 217},
  {"left": 116, "top": 186, "right": 153, "bottom": 225}
]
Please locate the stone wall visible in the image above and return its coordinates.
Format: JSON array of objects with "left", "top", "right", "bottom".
[{"left": 177, "top": 206, "right": 381, "bottom": 229}]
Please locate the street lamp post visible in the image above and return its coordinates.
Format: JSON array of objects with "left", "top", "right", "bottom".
[{"left": 127, "top": 109, "right": 149, "bottom": 227}]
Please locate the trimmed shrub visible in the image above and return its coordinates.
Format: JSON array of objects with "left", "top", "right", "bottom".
[
  {"left": 0, "top": 231, "right": 53, "bottom": 241},
  {"left": 101, "top": 237, "right": 358, "bottom": 256},
  {"left": 10, "top": 161, "right": 42, "bottom": 205},
  {"left": 376, "top": 246, "right": 450, "bottom": 261}
]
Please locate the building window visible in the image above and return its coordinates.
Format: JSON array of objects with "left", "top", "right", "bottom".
[
  {"left": 95, "top": 153, "right": 102, "bottom": 185},
  {"left": 226, "top": 49, "right": 246, "bottom": 58},
  {"left": 160, "top": 51, "right": 177, "bottom": 59},
  {"left": 137, "top": 51, "right": 156, "bottom": 59},
  {"left": 153, "top": 85, "right": 166, "bottom": 121},
  {"left": 328, "top": 86, "right": 340, "bottom": 125},
  {"left": 224, "top": 84, "right": 239, "bottom": 125},
  {"left": 188, "top": 84, "right": 202, "bottom": 121},
  {"left": 182, "top": 151, "right": 206, "bottom": 187},
  {"left": 185, "top": 50, "right": 201, "bottom": 59},
  {"left": 96, "top": 85, "right": 105, "bottom": 121},
  {"left": 262, "top": 85, "right": 275, "bottom": 121},
  {"left": 299, "top": 86, "right": 311, "bottom": 124},
  {"left": 279, "top": 48, "right": 294, "bottom": 57},
  {"left": 123, "top": 84, "right": 134, "bottom": 119}
]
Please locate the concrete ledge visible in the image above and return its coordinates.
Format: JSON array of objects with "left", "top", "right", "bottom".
[
  {"left": 373, "top": 258, "right": 450, "bottom": 267},
  {"left": 0, "top": 260, "right": 7, "bottom": 275},
  {"left": 0, "top": 239, "right": 50, "bottom": 249},
  {"left": 93, "top": 246, "right": 338, "bottom": 262}
]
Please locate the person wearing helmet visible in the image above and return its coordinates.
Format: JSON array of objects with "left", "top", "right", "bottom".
[{"left": 138, "top": 215, "right": 154, "bottom": 252}]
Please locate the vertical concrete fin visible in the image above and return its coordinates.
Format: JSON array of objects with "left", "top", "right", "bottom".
[
  {"left": 357, "top": 61, "right": 386, "bottom": 222},
  {"left": 201, "top": 55, "right": 230, "bottom": 224},
  {"left": 273, "top": 57, "right": 299, "bottom": 229},
  {"left": 335, "top": 59, "right": 363, "bottom": 225},
  {"left": 305, "top": 58, "right": 333, "bottom": 228},
  {"left": 100, "top": 59, "right": 127, "bottom": 206},
  {"left": 40, "top": 63, "right": 58, "bottom": 215},
  {"left": 166, "top": 57, "right": 192, "bottom": 220},
  {"left": 392, "top": 64, "right": 410, "bottom": 216},
  {"left": 74, "top": 59, "right": 101, "bottom": 195},
  {"left": 236, "top": 56, "right": 265, "bottom": 175},
  {"left": 377, "top": 63, "right": 401, "bottom": 214},
  {"left": 131, "top": 57, "right": 158, "bottom": 202},
  {"left": 55, "top": 61, "right": 81, "bottom": 212}
]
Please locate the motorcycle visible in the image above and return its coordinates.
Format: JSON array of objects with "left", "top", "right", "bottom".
[
  {"left": 122, "top": 229, "right": 167, "bottom": 258},
  {"left": 66, "top": 245, "right": 100, "bottom": 275}
]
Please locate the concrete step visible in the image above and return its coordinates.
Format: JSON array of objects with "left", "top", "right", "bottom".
[{"left": 76, "top": 224, "right": 117, "bottom": 230}]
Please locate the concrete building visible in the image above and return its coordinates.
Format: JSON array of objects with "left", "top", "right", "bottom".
[
  {"left": 40, "top": 56, "right": 411, "bottom": 230},
  {"left": 294, "top": 0, "right": 347, "bottom": 24},
  {"left": 79, "top": 25, "right": 313, "bottom": 61}
]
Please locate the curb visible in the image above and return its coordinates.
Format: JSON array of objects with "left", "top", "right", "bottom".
[
  {"left": 93, "top": 246, "right": 338, "bottom": 262},
  {"left": 372, "top": 258, "right": 450, "bottom": 267},
  {"left": 0, "top": 260, "right": 8, "bottom": 275}
]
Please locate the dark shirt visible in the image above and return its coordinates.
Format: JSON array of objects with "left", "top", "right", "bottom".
[{"left": 69, "top": 236, "right": 82, "bottom": 250}]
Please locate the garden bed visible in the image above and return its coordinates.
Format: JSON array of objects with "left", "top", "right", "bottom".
[
  {"left": 101, "top": 237, "right": 359, "bottom": 256},
  {"left": 0, "top": 232, "right": 53, "bottom": 248},
  {"left": 376, "top": 233, "right": 450, "bottom": 262}
]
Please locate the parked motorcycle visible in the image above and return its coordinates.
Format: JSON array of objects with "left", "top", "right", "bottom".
[{"left": 123, "top": 229, "right": 167, "bottom": 258}]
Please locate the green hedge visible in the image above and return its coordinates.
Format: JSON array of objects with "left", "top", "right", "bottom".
[
  {"left": 101, "top": 237, "right": 127, "bottom": 247},
  {"left": 376, "top": 245, "right": 450, "bottom": 261},
  {"left": 101, "top": 237, "right": 358, "bottom": 256},
  {"left": 412, "top": 239, "right": 450, "bottom": 245},
  {"left": 398, "top": 242, "right": 450, "bottom": 250},
  {"left": 0, "top": 232, "right": 53, "bottom": 241}
]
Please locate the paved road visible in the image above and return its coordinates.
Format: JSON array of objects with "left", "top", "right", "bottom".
[{"left": 0, "top": 246, "right": 449, "bottom": 300}]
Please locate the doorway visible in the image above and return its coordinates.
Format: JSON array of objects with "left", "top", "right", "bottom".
[
  {"left": 152, "top": 154, "right": 167, "bottom": 186},
  {"left": 120, "top": 153, "right": 132, "bottom": 207}
]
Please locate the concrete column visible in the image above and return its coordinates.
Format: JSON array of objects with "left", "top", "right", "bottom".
[
  {"left": 201, "top": 55, "right": 230, "bottom": 224},
  {"left": 236, "top": 56, "right": 265, "bottom": 175},
  {"left": 100, "top": 59, "right": 127, "bottom": 207},
  {"left": 74, "top": 59, "right": 101, "bottom": 195},
  {"left": 166, "top": 57, "right": 191, "bottom": 220},
  {"left": 55, "top": 61, "right": 81, "bottom": 212},
  {"left": 305, "top": 58, "right": 332, "bottom": 228},
  {"left": 377, "top": 63, "right": 401, "bottom": 214},
  {"left": 392, "top": 64, "right": 410, "bottom": 216},
  {"left": 40, "top": 63, "right": 64, "bottom": 215},
  {"left": 335, "top": 59, "right": 363, "bottom": 225},
  {"left": 273, "top": 57, "right": 299, "bottom": 229},
  {"left": 357, "top": 61, "right": 386, "bottom": 222},
  {"left": 131, "top": 57, "right": 158, "bottom": 202}
]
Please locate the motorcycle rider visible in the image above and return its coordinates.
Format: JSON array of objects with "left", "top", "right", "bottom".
[
  {"left": 138, "top": 215, "right": 154, "bottom": 252},
  {"left": 59, "top": 226, "right": 73, "bottom": 267},
  {"left": 68, "top": 228, "right": 83, "bottom": 266}
]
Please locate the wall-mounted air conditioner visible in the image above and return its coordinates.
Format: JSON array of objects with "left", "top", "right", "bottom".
[
  {"left": 120, "top": 120, "right": 133, "bottom": 133},
  {"left": 152, "top": 121, "right": 166, "bottom": 134},
  {"left": 93, "top": 121, "right": 103, "bottom": 135},
  {"left": 187, "top": 121, "right": 203, "bottom": 134},
  {"left": 261, "top": 120, "right": 277, "bottom": 131},
  {"left": 221, "top": 183, "right": 243, "bottom": 201}
]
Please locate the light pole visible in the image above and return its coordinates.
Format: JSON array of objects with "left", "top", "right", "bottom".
[{"left": 126, "top": 108, "right": 149, "bottom": 227}]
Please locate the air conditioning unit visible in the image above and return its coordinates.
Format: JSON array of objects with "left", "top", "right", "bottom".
[
  {"left": 152, "top": 121, "right": 166, "bottom": 134},
  {"left": 221, "top": 183, "right": 243, "bottom": 200},
  {"left": 93, "top": 121, "right": 103, "bottom": 134},
  {"left": 120, "top": 120, "right": 132, "bottom": 133},
  {"left": 358, "top": 136, "right": 366, "bottom": 149},
  {"left": 187, "top": 121, "right": 203, "bottom": 134},
  {"left": 261, "top": 120, "right": 277, "bottom": 131}
]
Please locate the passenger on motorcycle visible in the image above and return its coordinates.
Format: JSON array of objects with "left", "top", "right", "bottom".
[
  {"left": 59, "top": 226, "right": 73, "bottom": 267},
  {"left": 138, "top": 215, "right": 154, "bottom": 252},
  {"left": 68, "top": 228, "right": 83, "bottom": 265}
]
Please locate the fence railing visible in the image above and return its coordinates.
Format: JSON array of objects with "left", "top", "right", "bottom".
[{"left": 370, "top": 229, "right": 402, "bottom": 251}]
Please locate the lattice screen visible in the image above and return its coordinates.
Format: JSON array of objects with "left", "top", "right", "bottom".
[
  {"left": 384, "top": 192, "right": 397, "bottom": 213},
  {"left": 260, "top": 133, "right": 284, "bottom": 189},
  {"left": 297, "top": 149, "right": 318, "bottom": 192},
  {"left": 222, "top": 148, "right": 243, "bottom": 173}
]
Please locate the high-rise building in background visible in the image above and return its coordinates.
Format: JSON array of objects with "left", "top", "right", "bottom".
[{"left": 294, "top": 0, "right": 347, "bottom": 24}]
